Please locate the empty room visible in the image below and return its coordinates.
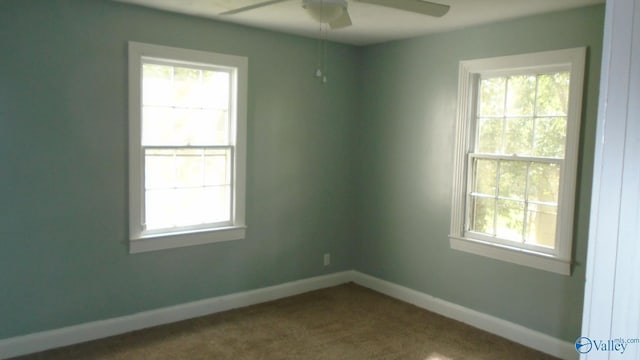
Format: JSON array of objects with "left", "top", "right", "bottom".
[{"left": 1, "top": 0, "right": 638, "bottom": 359}]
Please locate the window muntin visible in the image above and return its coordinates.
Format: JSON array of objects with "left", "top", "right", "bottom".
[{"left": 129, "top": 42, "right": 247, "bottom": 253}]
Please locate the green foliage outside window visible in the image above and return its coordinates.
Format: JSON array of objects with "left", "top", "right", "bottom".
[{"left": 469, "top": 72, "right": 569, "bottom": 248}]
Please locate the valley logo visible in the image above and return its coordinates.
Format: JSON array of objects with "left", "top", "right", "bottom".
[
  {"left": 575, "top": 337, "right": 593, "bottom": 354},
  {"left": 575, "top": 336, "right": 639, "bottom": 354}
]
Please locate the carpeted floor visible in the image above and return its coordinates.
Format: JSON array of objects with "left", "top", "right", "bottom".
[{"left": 12, "top": 283, "right": 559, "bottom": 359}]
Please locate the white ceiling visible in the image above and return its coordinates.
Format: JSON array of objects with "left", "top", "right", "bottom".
[{"left": 115, "top": 0, "right": 605, "bottom": 46}]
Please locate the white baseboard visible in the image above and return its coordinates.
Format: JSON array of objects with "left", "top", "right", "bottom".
[
  {"left": 350, "top": 271, "right": 577, "bottom": 360},
  {"left": 0, "top": 270, "right": 577, "bottom": 360},
  {"left": 0, "top": 271, "right": 352, "bottom": 360}
]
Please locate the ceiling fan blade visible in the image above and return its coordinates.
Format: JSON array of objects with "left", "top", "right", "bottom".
[
  {"left": 329, "top": 10, "right": 352, "bottom": 29},
  {"left": 220, "top": 0, "right": 290, "bottom": 15},
  {"left": 357, "top": 0, "right": 450, "bottom": 17}
]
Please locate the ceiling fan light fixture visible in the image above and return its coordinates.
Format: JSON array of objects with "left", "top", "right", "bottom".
[{"left": 303, "top": 0, "right": 347, "bottom": 24}]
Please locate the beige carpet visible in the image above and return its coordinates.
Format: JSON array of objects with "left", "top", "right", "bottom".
[{"left": 12, "top": 283, "right": 559, "bottom": 359}]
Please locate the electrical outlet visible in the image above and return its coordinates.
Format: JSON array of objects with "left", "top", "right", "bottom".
[{"left": 323, "top": 253, "right": 330, "bottom": 266}]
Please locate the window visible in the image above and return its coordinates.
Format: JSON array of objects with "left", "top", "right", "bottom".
[
  {"left": 128, "top": 42, "right": 248, "bottom": 253},
  {"left": 449, "top": 48, "right": 586, "bottom": 275}
]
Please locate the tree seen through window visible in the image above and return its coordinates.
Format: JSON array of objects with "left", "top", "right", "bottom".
[{"left": 469, "top": 72, "right": 569, "bottom": 248}]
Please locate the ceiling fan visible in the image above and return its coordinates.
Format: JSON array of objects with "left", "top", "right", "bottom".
[{"left": 220, "top": 0, "right": 450, "bottom": 30}]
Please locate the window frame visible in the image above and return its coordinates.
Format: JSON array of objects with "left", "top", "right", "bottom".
[
  {"left": 449, "top": 48, "right": 586, "bottom": 275},
  {"left": 128, "top": 42, "right": 248, "bottom": 254}
]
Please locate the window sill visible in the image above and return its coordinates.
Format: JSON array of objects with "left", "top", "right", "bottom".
[
  {"left": 449, "top": 236, "right": 571, "bottom": 275},
  {"left": 130, "top": 225, "right": 246, "bottom": 254}
]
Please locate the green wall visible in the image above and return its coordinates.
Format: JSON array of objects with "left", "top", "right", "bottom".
[
  {"left": 0, "top": 0, "right": 359, "bottom": 339},
  {"left": 354, "top": 5, "right": 604, "bottom": 342},
  {"left": 0, "top": 0, "right": 604, "bottom": 345}
]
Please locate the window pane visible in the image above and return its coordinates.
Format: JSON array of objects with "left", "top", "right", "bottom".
[
  {"left": 172, "top": 188, "right": 205, "bottom": 227},
  {"left": 204, "top": 149, "right": 231, "bottom": 186},
  {"left": 143, "top": 64, "right": 231, "bottom": 111},
  {"left": 498, "top": 161, "right": 527, "bottom": 200},
  {"left": 145, "top": 186, "right": 231, "bottom": 230},
  {"left": 478, "top": 77, "right": 505, "bottom": 117},
  {"left": 203, "top": 70, "right": 231, "bottom": 110},
  {"left": 174, "top": 149, "right": 205, "bottom": 188},
  {"left": 496, "top": 200, "right": 524, "bottom": 242},
  {"left": 142, "top": 107, "right": 229, "bottom": 146},
  {"left": 170, "top": 67, "right": 231, "bottom": 110},
  {"left": 474, "top": 159, "right": 497, "bottom": 196},
  {"left": 533, "top": 117, "right": 566, "bottom": 158},
  {"left": 171, "top": 187, "right": 230, "bottom": 226},
  {"left": 173, "top": 67, "right": 203, "bottom": 107},
  {"left": 477, "top": 118, "right": 503, "bottom": 154},
  {"left": 528, "top": 163, "right": 560, "bottom": 203},
  {"left": 143, "top": 64, "right": 173, "bottom": 106},
  {"left": 506, "top": 75, "right": 536, "bottom": 116},
  {"left": 145, "top": 149, "right": 174, "bottom": 189},
  {"left": 145, "top": 188, "right": 175, "bottom": 230},
  {"left": 470, "top": 196, "right": 495, "bottom": 235},
  {"left": 526, "top": 204, "right": 557, "bottom": 248},
  {"left": 200, "top": 186, "right": 232, "bottom": 224},
  {"left": 536, "top": 72, "right": 570, "bottom": 116},
  {"left": 504, "top": 117, "right": 533, "bottom": 155}
]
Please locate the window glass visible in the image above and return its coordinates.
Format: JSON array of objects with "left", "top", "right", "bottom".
[{"left": 470, "top": 71, "right": 570, "bottom": 248}]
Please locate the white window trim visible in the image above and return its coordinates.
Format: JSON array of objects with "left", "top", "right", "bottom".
[
  {"left": 128, "top": 42, "right": 248, "bottom": 254},
  {"left": 449, "top": 47, "right": 586, "bottom": 275}
]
